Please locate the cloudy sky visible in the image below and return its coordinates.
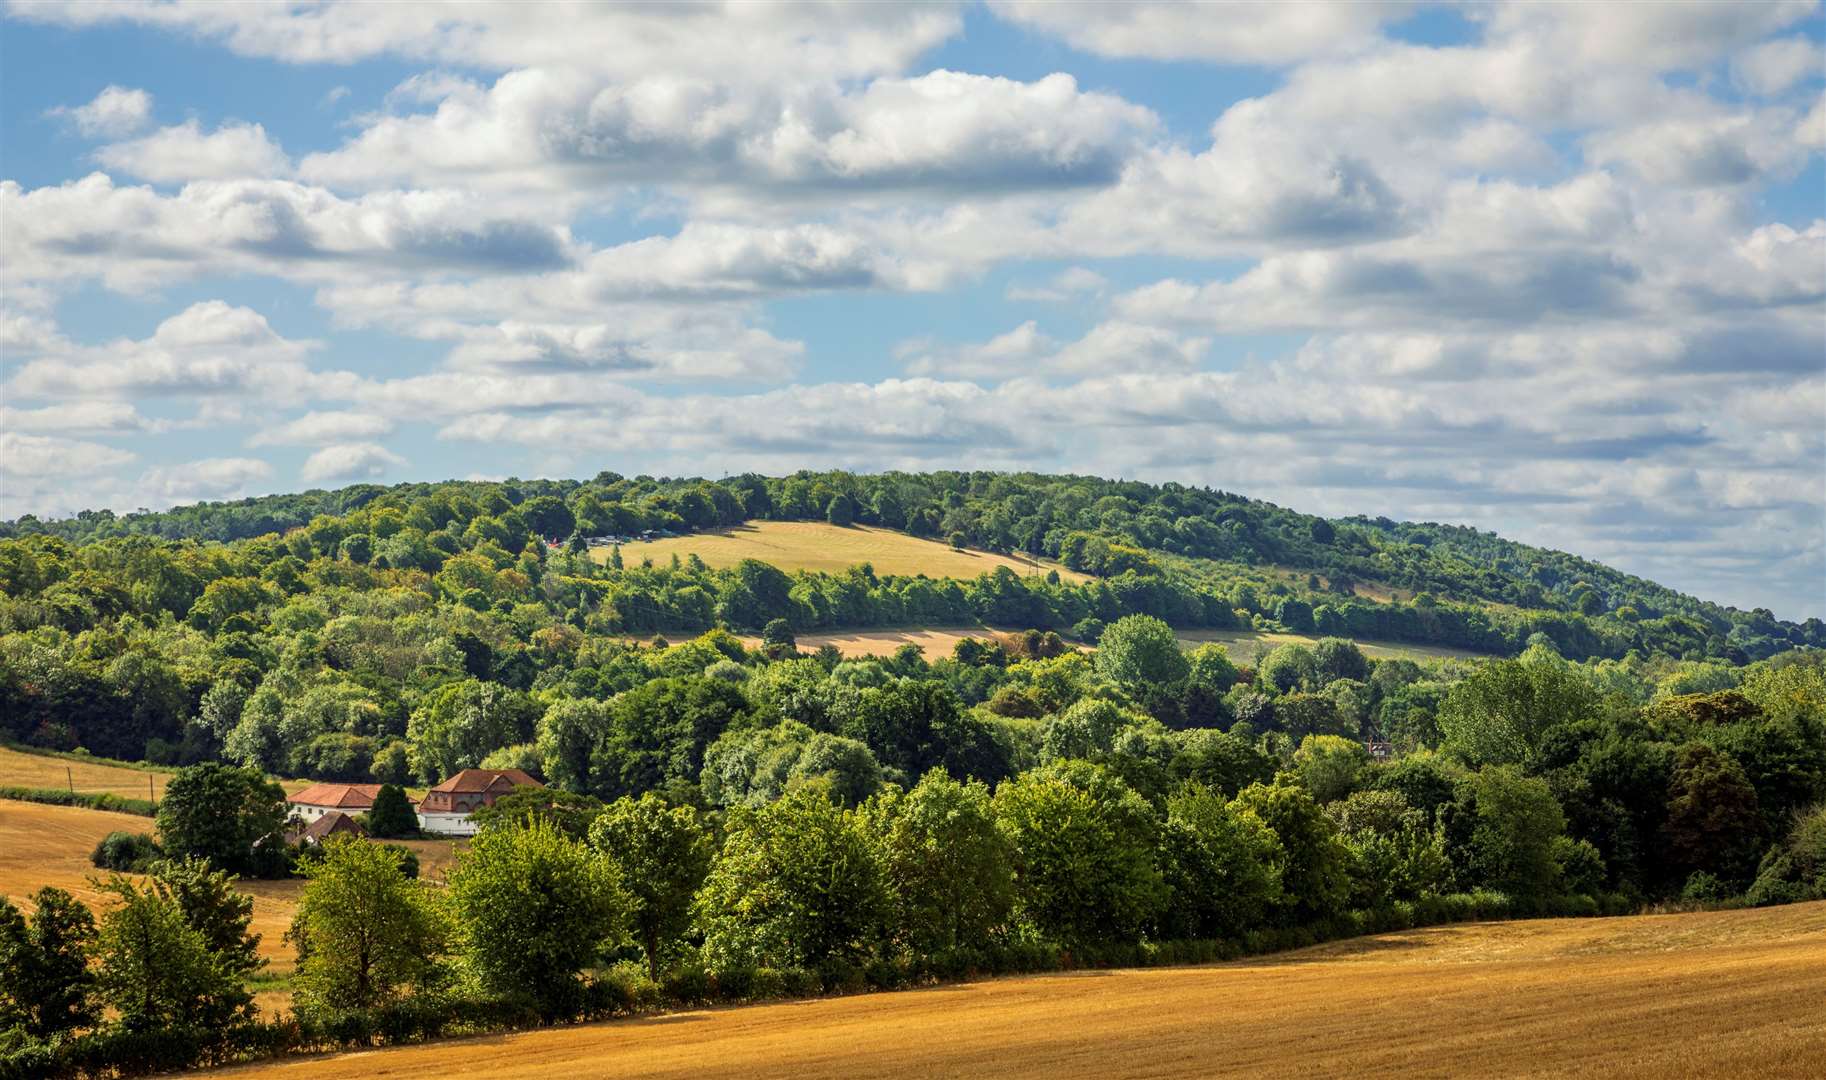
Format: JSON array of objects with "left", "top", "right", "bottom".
[{"left": 1, "top": 2, "right": 1822, "bottom": 617}]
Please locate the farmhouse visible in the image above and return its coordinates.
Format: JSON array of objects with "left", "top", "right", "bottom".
[
  {"left": 417, "top": 768, "right": 542, "bottom": 836},
  {"left": 288, "top": 782, "right": 383, "bottom": 823}
]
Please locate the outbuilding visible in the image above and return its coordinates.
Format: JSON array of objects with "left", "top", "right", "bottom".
[{"left": 416, "top": 768, "right": 542, "bottom": 836}]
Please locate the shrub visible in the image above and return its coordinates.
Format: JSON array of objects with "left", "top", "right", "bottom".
[
  {"left": 90, "top": 831, "right": 163, "bottom": 873},
  {"left": 661, "top": 964, "right": 711, "bottom": 1006},
  {"left": 1680, "top": 871, "right": 1732, "bottom": 903}
]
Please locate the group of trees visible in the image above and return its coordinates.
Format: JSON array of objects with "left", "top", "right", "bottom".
[
  {"left": 2, "top": 858, "right": 262, "bottom": 1068},
  {"left": 5, "top": 607, "right": 1824, "bottom": 1074}
]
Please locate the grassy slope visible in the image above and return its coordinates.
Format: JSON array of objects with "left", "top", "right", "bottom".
[
  {"left": 208, "top": 901, "right": 1826, "bottom": 1079},
  {"left": 594, "top": 521, "right": 1090, "bottom": 582}
]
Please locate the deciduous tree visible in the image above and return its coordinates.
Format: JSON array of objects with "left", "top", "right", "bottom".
[{"left": 588, "top": 794, "right": 712, "bottom": 979}]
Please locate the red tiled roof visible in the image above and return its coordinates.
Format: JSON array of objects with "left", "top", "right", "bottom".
[
  {"left": 301, "top": 811, "right": 365, "bottom": 843},
  {"left": 288, "top": 783, "right": 383, "bottom": 809},
  {"left": 425, "top": 769, "right": 542, "bottom": 794}
]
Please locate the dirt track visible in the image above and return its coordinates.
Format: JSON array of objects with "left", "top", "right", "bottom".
[{"left": 216, "top": 902, "right": 1826, "bottom": 1079}]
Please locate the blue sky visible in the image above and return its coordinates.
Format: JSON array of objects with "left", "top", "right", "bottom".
[{"left": 2, "top": 1, "right": 1823, "bottom": 617}]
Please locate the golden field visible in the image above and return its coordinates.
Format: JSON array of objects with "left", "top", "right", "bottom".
[
  {"left": 4, "top": 796, "right": 1822, "bottom": 1077},
  {"left": 595, "top": 521, "right": 1089, "bottom": 582},
  {"left": 0, "top": 745, "right": 176, "bottom": 801},
  {"left": 0, "top": 791, "right": 463, "bottom": 1011},
  {"left": 207, "top": 901, "right": 1826, "bottom": 1079}
]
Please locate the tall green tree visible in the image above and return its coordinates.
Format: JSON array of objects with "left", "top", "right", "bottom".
[
  {"left": 365, "top": 783, "right": 420, "bottom": 839},
  {"left": 696, "top": 787, "right": 885, "bottom": 970},
  {"left": 156, "top": 762, "right": 290, "bottom": 878},
  {"left": 94, "top": 876, "right": 246, "bottom": 1033},
  {"left": 1438, "top": 645, "right": 1600, "bottom": 767},
  {"left": 1293, "top": 734, "right": 1370, "bottom": 804},
  {"left": 0, "top": 887, "right": 97, "bottom": 1037},
  {"left": 446, "top": 821, "right": 627, "bottom": 1016},
  {"left": 862, "top": 771, "right": 1015, "bottom": 958},
  {"left": 1158, "top": 783, "right": 1283, "bottom": 938},
  {"left": 149, "top": 856, "right": 263, "bottom": 995},
  {"left": 993, "top": 760, "right": 1164, "bottom": 947},
  {"left": 588, "top": 794, "right": 712, "bottom": 978},
  {"left": 288, "top": 836, "right": 448, "bottom": 1017},
  {"left": 1447, "top": 765, "right": 1568, "bottom": 903},
  {"left": 407, "top": 680, "right": 540, "bottom": 783},
  {"left": 1093, "top": 615, "right": 1189, "bottom": 691},
  {"left": 1232, "top": 779, "right": 1354, "bottom": 925},
  {"left": 1661, "top": 743, "right": 1764, "bottom": 885},
  {"left": 1326, "top": 790, "right": 1450, "bottom": 906}
]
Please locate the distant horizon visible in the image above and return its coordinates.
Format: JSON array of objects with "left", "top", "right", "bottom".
[
  {"left": 7, "top": 463, "right": 1821, "bottom": 624},
  {"left": 3, "top": 3, "right": 1822, "bottom": 619}
]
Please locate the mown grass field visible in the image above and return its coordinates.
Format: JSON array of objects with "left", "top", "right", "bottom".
[
  {"left": 595, "top": 522, "right": 1089, "bottom": 582},
  {"left": 208, "top": 901, "right": 1826, "bottom": 1079},
  {"left": 1172, "top": 628, "right": 1483, "bottom": 665}
]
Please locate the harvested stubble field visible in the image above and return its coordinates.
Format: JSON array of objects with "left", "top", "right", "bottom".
[
  {"left": 211, "top": 902, "right": 1826, "bottom": 1080},
  {"left": 0, "top": 795, "right": 464, "bottom": 1012},
  {"left": 0, "top": 745, "right": 351, "bottom": 801},
  {"left": 0, "top": 744, "right": 175, "bottom": 801},
  {"left": 596, "top": 521, "right": 1088, "bottom": 582},
  {"left": 0, "top": 798, "right": 305, "bottom": 1004}
]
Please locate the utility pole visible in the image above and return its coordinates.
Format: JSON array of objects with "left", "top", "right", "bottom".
[{"left": 67, "top": 766, "right": 74, "bottom": 794}]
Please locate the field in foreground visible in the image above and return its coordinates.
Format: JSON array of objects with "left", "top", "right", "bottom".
[
  {"left": 595, "top": 521, "right": 1089, "bottom": 582},
  {"left": 212, "top": 902, "right": 1826, "bottom": 1079}
]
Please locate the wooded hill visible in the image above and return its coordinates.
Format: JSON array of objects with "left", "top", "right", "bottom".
[{"left": 4, "top": 470, "right": 1818, "bottom": 664}]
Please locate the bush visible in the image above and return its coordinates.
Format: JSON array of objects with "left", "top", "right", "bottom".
[
  {"left": 660, "top": 964, "right": 711, "bottom": 1006},
  {"left": 380, "top": 844, "right": 421, "bottom": 880},
  {"left": 90, "top": 831, "right": 163, "bottom": 872},
  {"left": 817, "top": 959, "right": 867, "bottom": 995},
  {"left": 710, "top": 965, "right": 753, "bottom": 1001},
  {"left": 1680, "top": 871, "right": 1733, "bottom": 903},
  {"left": 587, "top": 963, "right": 662, "bottom": 1017}
]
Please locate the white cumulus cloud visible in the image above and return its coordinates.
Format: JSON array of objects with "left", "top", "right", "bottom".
[{"left": 48, "top": 84, "right": 153, "bottom": 137}]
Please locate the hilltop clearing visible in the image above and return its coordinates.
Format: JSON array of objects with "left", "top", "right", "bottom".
[{"left": 597, "top": 521, "right": 1088, "bottom": 582}]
